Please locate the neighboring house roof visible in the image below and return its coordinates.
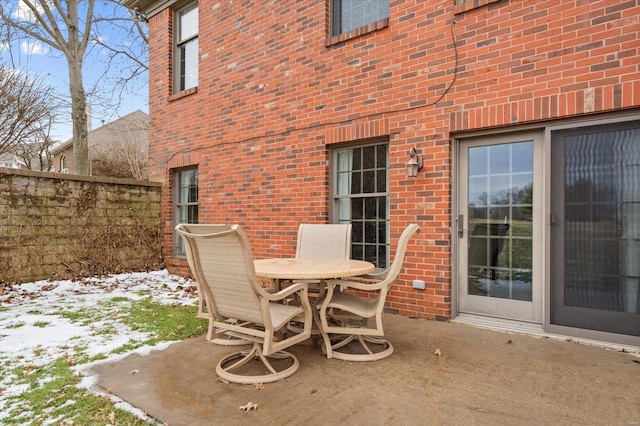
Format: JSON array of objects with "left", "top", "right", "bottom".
[
  {"left": 0, "top": 152, "right": 27, "bottom": 169},
  {"left": 50, "top": 110, "right": 149, "bottom": 155}
]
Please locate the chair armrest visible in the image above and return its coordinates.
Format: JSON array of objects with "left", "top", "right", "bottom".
[
  {"left": 260, "top": 282, "right": 308, "bottom": 302},
  {"left": 360, "top": 269, "right": 388, "bottom": 281},
  {"left": 326, "top": 278, "right": 385, "bottom": 292}
]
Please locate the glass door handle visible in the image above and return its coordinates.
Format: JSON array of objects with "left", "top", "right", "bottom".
[{"left": 457, "top": 214, "right": 464, "bottom": 238}]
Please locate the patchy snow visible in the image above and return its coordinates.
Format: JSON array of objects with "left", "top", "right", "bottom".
[{"left": 0, "top": 269, "right": 199, "bottom": 424}]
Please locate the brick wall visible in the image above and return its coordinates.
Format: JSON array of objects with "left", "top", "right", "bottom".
[
  {"left": 146, "top": 0, "right": 640, "bottom": 320},
  {"left": 0, "top": 168, "right": 163, "bottom": 284}
]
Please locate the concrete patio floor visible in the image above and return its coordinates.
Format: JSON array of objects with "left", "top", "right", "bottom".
[{"left": 86, "top": 315, "right": 640, "bottom": 426}]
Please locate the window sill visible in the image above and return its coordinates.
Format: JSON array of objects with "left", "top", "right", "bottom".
[
  {"left": 168, "top": 86, "right": 198, "bottom": 102},
  {"left": 325, "top": 18, "right": 389, "bottom": 47},
  {"left": 454, "top": 0, "right": 504, "bottom": 15}
]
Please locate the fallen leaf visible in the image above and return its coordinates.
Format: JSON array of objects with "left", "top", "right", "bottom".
[
  {"left": 507, "top": 339, "right": 513, "bottom": 344},
  {"left": 129, "top": 369, "right": 139, "bottom": 375},
  {"left": 434, "top": 348, "right": 442, "bottom": 357},
  {"left": 309, "top": 389, "right": 317, "bottom": 394},
  {"left": 109, "top": 411, "right": 116, "bottom": 425},
  {"left": 239, "top": 401, "right": 258, "bottom": 411},
  {"left": 254, "top": 383, "right": 264, "bottom": 390}
]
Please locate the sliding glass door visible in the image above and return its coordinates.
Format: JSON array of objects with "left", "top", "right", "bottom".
[{"left": 551, "top": 121, "right": 640, "bottom": 337}]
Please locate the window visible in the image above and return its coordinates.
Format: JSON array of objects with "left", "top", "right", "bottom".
[
  {"left": 331, "top": 141, "right": 389, "bottom": 268},
  {"left": 175, "top": 2, "right": 198, "bottom": 92},
  {"left": 331, "top": 0, "right": 389, "bottom": 36},
  {"left": 60, "top": 156, "right": 68, "bottom": 173},
  {"left": 174, "top": 168, "right": 198, "bottom": 255}
]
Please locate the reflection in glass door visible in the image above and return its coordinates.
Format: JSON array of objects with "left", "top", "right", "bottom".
[
  {"left": 458, "top": 133, "right": 541, "bottom": 323},
  {"left": 468, "top": 142, "right": 533, "bottom": 300},
  {"left": 551, "top": 123, "right": 640, "bottom": 337}
]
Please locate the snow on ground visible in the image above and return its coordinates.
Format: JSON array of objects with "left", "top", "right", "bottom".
[{"left": 0, "top": 269, "right": 199, "bottom": 423}]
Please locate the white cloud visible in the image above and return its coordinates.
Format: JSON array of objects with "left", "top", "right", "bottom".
[
  {"left": 13, "top": 0, "right": 44, "bottom": 21},
  {"left": 20, "top": 39, "right": 48, "bottom": 55}
]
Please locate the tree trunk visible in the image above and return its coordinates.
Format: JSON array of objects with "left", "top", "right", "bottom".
[
  {"left": 68, "top": 58, "right": 89, "bottom": 175},
  {"left": 67, "top": 0, "right": 89, "bottom": 175}
]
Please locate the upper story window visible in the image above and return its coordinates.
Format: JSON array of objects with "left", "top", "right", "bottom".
[
  {"left": 60, "top": 156, "right": 68, "bottom": 173},
  {"left": 175, "top": 2, "right": 198, "bottom": 92},
  {"left": 331, "top": 0, "right": 389, "bottom": 36}
]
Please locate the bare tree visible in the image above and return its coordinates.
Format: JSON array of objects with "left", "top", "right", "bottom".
[
  {"left": 89, "top": 5, "right": 148, "bottom": 112},
  {"left": 90, "top": 115, "right": 149, "bottom": 180},
  {"left": 0, "top": 65, "right": 58, "bottom": 157},
  {"left": 0, "top": 0, "right": 149, "bottom": 175},
  {"left": 16, "top": 136, "right": 57, "bottom": 171}
]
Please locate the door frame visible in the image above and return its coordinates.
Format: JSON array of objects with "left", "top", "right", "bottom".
[
  {"left": 451, "top": 110, "right": 640, "bottom": 348},
  {"left": 543, "top": 114, "right": 640, "bottom": 346},
  {"left": 453, "top": 130, "right": 544, "bottom": 324}
]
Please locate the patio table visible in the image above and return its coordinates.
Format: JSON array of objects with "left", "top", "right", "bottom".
[
  {"left": 254, "top": 258, "right": 376, "bottom": 346},
  {"left": 254, "top": 258, "right": 375, "bottom": 281}
]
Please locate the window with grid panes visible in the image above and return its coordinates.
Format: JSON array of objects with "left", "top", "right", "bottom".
[
  {"left": 332, "top": 141, "right": 390, "bottom": 268},
  {"left": 174, "top": 168, "right": 198, "bottom": 256}
]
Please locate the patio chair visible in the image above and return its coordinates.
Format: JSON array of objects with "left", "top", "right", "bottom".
[
  {"left": 275, "top": 223, "right": 352, "bottom": 290},
  {"left": 296, "top": 223, "right": 352, "bottom": 260},
  {"left": 178, "top": 224, "right": 249, "bottom": 346},
  {"left": 175, "top": 224, "right": 313, "bottom": 384},
  {"left": 286, "top": 223, "right": 351, "bottom": 335},
  {"left": 315, "top": 223, "right": 420, "bottom": 361}
]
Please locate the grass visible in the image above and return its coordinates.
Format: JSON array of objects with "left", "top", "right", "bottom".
[
  {"left": 2, "top": 358, "right": 148, "bottom": 425},
  {"left": 1, "top": 293, "right": 207, "bottom": 425}
]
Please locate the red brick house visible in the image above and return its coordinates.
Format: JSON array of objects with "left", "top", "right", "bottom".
[{"left": 123, "top": 0, "right": 639, "bottom": 347}]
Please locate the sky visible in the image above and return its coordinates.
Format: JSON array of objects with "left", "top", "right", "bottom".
[
  {"left": 0, "top": 269, "right": 197, "bottom": 423},
  {"left": 0, "top": 0, "right": 149, "bottom": 143}
]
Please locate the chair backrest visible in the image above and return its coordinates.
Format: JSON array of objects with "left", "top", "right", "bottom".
[
  {"left": 378, "top": 223, "right": 420, "bottom": 289},
  {"left": 296, "top": 223, "right": 352, "bottom": 260},
  {"left": 175, "top": 224, "right": 265, "bottom": 324},
  {"left": 178, "top": 224, "right": 231, "bottom": 285}
]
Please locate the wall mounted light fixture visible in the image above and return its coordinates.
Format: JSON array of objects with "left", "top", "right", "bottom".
[
  {"left": 133, "top": 7, "right": 148, "bottom": 23},
  {"left": 406, "top": 147, "right": 423, "bottom": 177}
]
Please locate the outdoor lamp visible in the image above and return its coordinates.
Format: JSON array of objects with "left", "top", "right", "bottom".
[
  {"left": 406, "top": 147, "right": 423, "bottom": 177},
  {"left": 133, "top": 7, "right": 148, "bottom": 22}
]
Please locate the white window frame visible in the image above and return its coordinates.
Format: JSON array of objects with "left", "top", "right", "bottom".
[
  {"left": 174, "top": 2, "right": 198, "bottom": 92},
  {"left": 173, "top": 167, "right": 199, "bottom": 256}
]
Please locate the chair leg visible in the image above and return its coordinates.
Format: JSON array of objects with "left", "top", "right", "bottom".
[
  {"left": 321, "top": 334, "right": 394, "bottom": 362},
  {"left": 313, "top": 304, "right": 334, "bottom": 358},
  {"left": 216, "top": 342, "right": 300, "bottom": 384}
]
